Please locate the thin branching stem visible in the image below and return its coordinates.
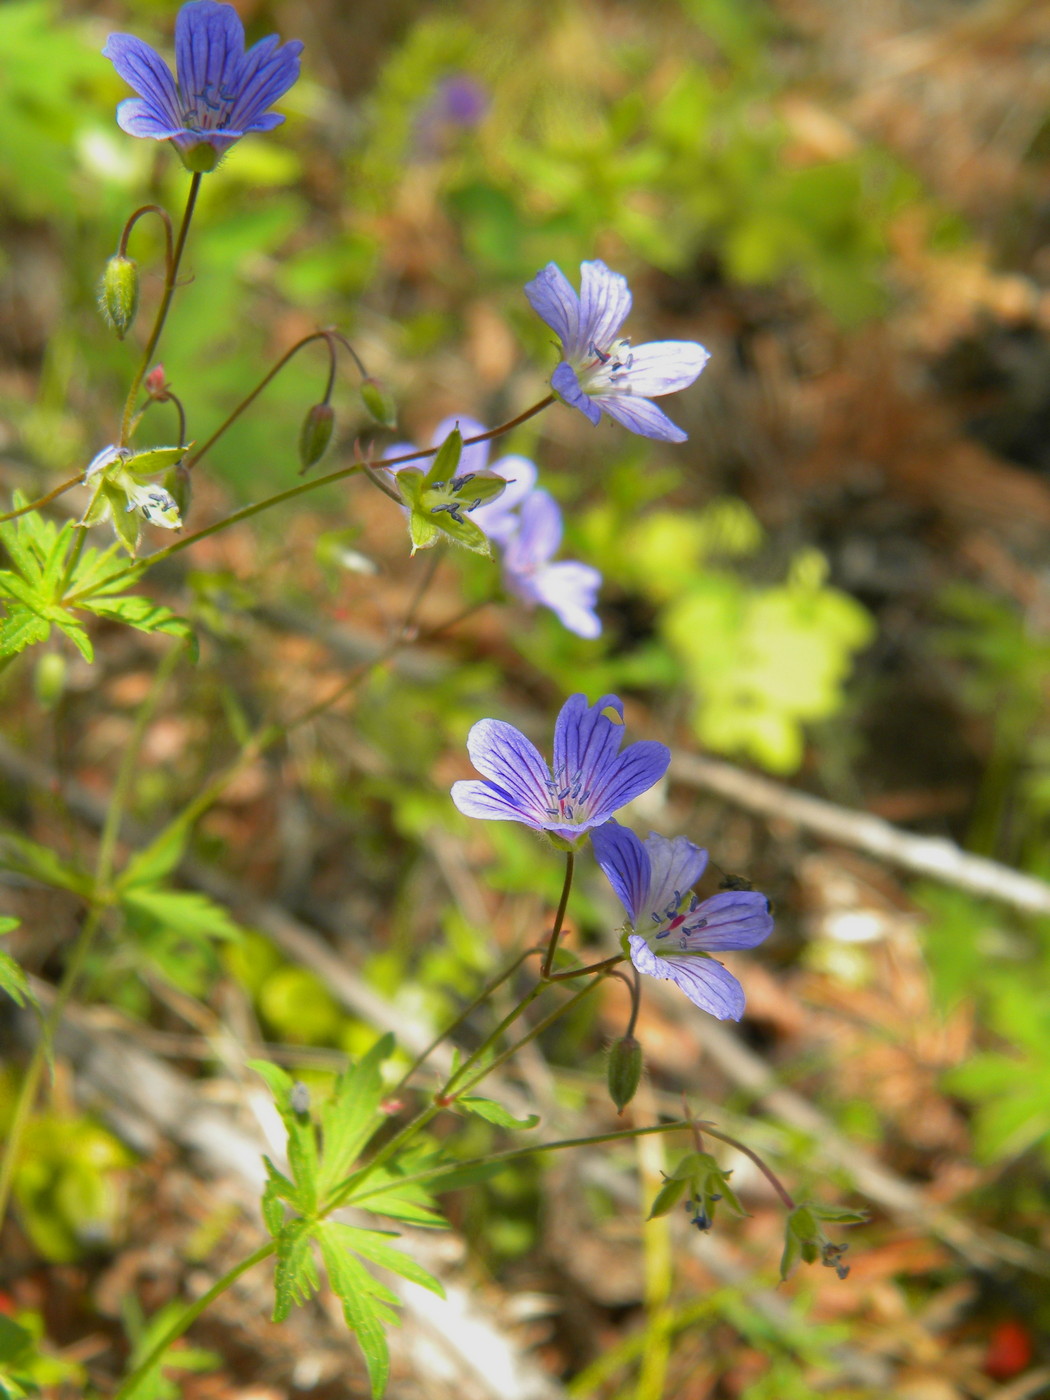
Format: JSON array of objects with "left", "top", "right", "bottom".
[
  {"left": 346, "top": 1119, "right": 696, "bottom": 1208},
  {"left": 120, "top": 173, "right": 202, "bottom": 446},
  {"left": 0, "top": 476, "right": 84, "bottom": 525},
  {"left": 540, "top": 849, "right": 575, "bottom": 978},
  {"left": 63, "top": 396, "right": 556, "bottom": 605},
  {"left": 117, "top": 203, "right": 174, "bottom": 270}
]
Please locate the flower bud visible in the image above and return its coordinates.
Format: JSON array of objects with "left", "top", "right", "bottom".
[
  {"left": 145, "top": 365, "right": 170, "bottom": 401},
  {"left": 33, "top": 651, "right": 67, "bottom": 710},
  {"left": 360, "top": 376, "right": 397, "bottom": 429},
  {"left": 99, "top": 254, "right": 139, "bottom": 339},
  {"left": 607, "top": 1033, "right": 643, "bottom": 1114},
  {"left": 299, "top": 402, "right": 335, "bottom": 474}
]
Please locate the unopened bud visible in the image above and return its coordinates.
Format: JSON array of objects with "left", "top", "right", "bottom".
[
  {"left": 33, "top": 651, "right": 67, "bottom": 709},
  {"left": 145, "top": 365, "right": 170, "bottom": 401},
  {"left": 607, "top": 1034, "right": 643, "bottom": 1114},
  {"left": 360, "top": 376, "right": 397, "bottom": 429},
  {"left": 99, "top": 254, "right": 139, "bottom": 339},
  {"left": 299, "top": 402, "right": 335, "bottom": 474}
]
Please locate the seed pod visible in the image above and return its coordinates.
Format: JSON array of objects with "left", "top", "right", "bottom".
[
  {"left": 360, "top": 376, "right": 397, "bottom": 429},
  {"left": 607, "top": 1033, "right": 643, "bottom": 1114},
  {"left": 298, "top": 402, "right": 335, "bottom": 474},
  {"left": 99, "top": 254, "right": 139, "bottom": 339}
]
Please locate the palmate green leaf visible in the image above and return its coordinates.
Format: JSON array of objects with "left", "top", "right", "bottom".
[
  {"left": 120, "top": 886, "right": 242, "bottom": 942},
  {"left": 0, "top": 1313, "right": 38, "bottom": 1399},
  {"left": 457, "top": 1095, "right": 540, "bottom": 1130},
  {"left": 261, "top": 1157, "right": 299, "bottom": 1234},
  {"left": 0, "top": 834, "right": 93, "bottom": 897},
  {"left": 315, "top": 1225, "right": 397, "bottom": 1400},
  {"left": 0, "top": 920, "right": 36, "bottom": 1013},
  {"left": 249, "top": 1060, "right": 320, "bottom": 1213},
  {"left": 49, "top": 614, "right": 92, "bottom": 662},
  {"left": 324, "top": 1222, "right": 445, "bottom": 1298},
  {"left": 0, "top": 569, "right": 46, "bottom": 610},
  {"left": 119, "top": 823, "right": 189, "bottom": 890},
  {"left": 272, "top": 1218, "right": 320, "bottom": 1322},
  {"left": 317, "top": 1033, "right": 395, "bottom": 1198},
  {"left": 351, "top": 1163, "right": 448, "bottom": 1229},
  {"left": 0, "top": 607, "right": 49, "bottom": 657},
  {"left": 79, "top": 593, "right": 196, "bottom": 659}
]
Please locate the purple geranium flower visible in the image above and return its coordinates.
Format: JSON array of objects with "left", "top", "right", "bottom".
[
  {"left": 103, "top": 1, "right": 303, "bottom": 172},
  {"left": 501, "top": 491, "right": 602, "bottom": 639},
  {"left": 451, "top": 694, "right": 670, "bottom": 843},
  {"left": 591, "top": 820, "right": 773, "bottom": 1019},
  {"left": 524, "top": 260, "right": 710, "bottom": 443}
]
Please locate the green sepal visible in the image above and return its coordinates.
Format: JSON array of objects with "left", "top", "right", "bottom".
[
  {"left": 423, "top": 427, "right": 463, "bottom": 488},
  {"left": 123, "top": 445, "right": 190, "bottom": 480},
  {"left": 107, "top": 484, "right": 141, "bottom": 555},
  {"left": 647, "top": 1174, "right": 689, "bottom": 1220}
]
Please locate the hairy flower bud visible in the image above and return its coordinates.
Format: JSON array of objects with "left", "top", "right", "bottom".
[
  {"left": 99, "top": 254, "right": 139, "bottom": 339},
  {"left": 360, "top": 376, "right": 397, "bottom": 429},
  {"left": 299, "top": 402, "right": 335, "bottom": 474},
  {"left": 607, "top": 1033, "right": 643, "bottom": 1114}
]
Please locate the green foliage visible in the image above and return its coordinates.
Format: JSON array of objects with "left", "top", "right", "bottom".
[
  {"left": 358, "top": 4, "right": 949, "bottom": 322},
  {"left": 924, "top": 592, "right": 1050, "bottom": 1164},
  {"left": 586, "top": 497, "right": 874, "bottom": 773},
  {"left": 251, "top": 1041, "right": 449, "bottom": 1396},
  {"left": 0, "top": 498, "right": 194, "bottom": 662},
  {"left": 0, "top": 1074, "right": 135, "bottom": 1262},
  {"left": 0, "top": 919, "right": 36, "bottom": 1012},
  {"left": 117, "top": 1297, "right": 222, "bottom": 1400},
  {"left": 0, "top": 1310, "right": 84, "bottom": 1398},
  {"left": 0, "top": 1, "right": 110, "bottom": 223}
]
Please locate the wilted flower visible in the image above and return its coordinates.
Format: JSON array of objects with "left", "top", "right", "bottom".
[
  {"left": 591, "top": 821, "right": 772, "bottom": 1019},
  {"left": 525, "top": 260, "right": 709, "bottom": 443},
  {"left": 500, "top": 491, "right": 602, "bottom": 639},
  {"left": 451, "top": 694, "right": 670, "bottom": 843},
  {"left": 103, "top": 0, "right": 303, "bottom": 172}
]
